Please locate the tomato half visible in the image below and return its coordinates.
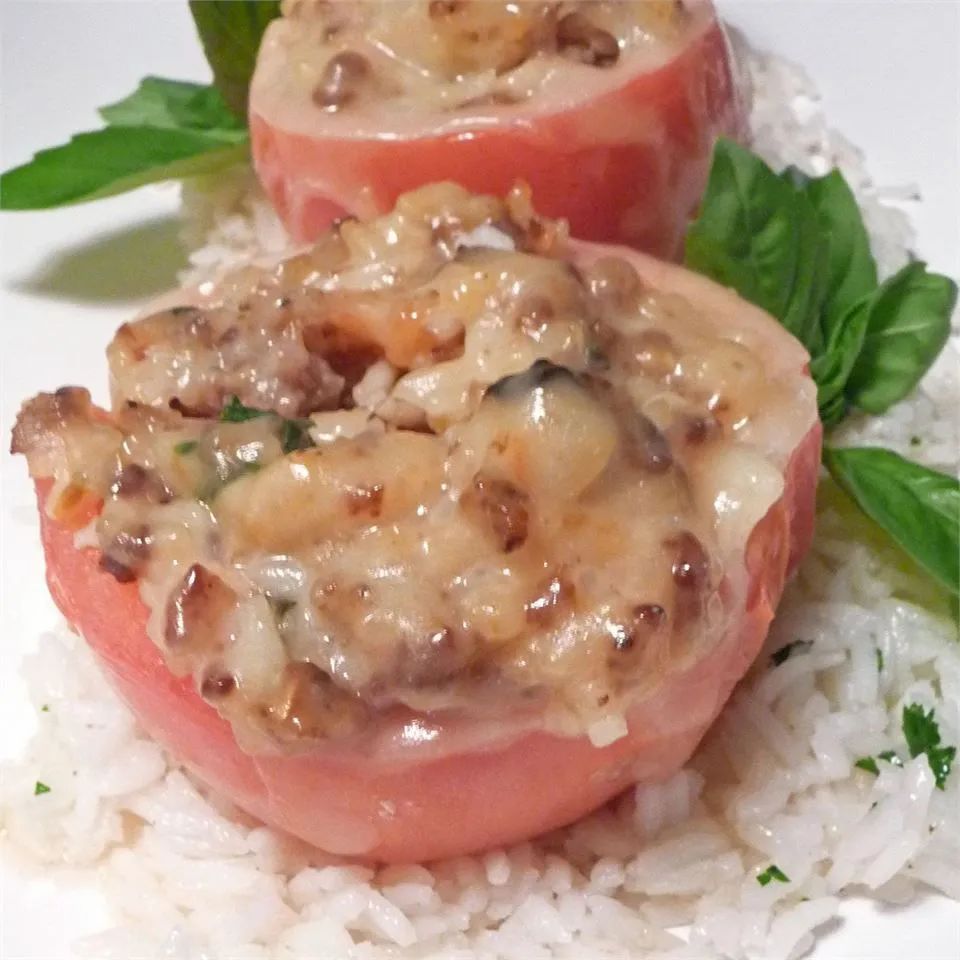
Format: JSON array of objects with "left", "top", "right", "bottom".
[
  {"left": 32, "top": 244, "right": 820, "bottom": 864},
  {"left": 249, "top": 2, "right": 746, "bottom": 259}
]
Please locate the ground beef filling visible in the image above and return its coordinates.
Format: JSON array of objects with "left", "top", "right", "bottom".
[{"left": 13, "top": 183, "right": 784, "bottom": 751}]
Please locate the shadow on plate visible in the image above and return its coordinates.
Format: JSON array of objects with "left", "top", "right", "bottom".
[{"left": 10, "top": 215, "right": 187, "bottom": 304}]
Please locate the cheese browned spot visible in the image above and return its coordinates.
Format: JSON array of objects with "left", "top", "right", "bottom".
[{"left": 13, "top": 182, "right": 808, "bottom": 750}]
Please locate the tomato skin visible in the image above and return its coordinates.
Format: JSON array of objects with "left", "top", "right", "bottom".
[
  {"left": 32, "top": 244, "right": 820, "bottom": 865},
  {"left": 250, "top": 10, "right": 745, "bottom": 259},
  {"left": 35, "top": 427, "right": 817, "bottom": 863}
]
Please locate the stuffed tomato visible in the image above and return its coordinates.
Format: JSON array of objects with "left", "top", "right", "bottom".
[
  {"left": 13, "top": 183, "right": 819, "bottom": 863},
  {"left": 250, "top": 0, "right": 745, "bottom": 258}
]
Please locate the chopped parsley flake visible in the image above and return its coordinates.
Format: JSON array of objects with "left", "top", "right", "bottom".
[
  {"left": 856, "top": 707, "right": 955, "bottom": 789},
  {"left": 902, "top": 704, "right": 955, "bottom": 790},
  {"left": 856, "top": 750, "right": 904, "bottom": 777},
  {"left": 875, "top": 648, "right": 884, "bottom": 672},
  {"left": 757, "top": 864, "right": 790, "bottom": 886},
  {"left": 174, "top": 440, "right": 199, "bottom": 455},
  {"left": 218, "top": 397, "right": 315, "bottom": 455},
  {"left": 280, "top": 418, "right": 314, "bottom": 455},
  {"left": 910, "top": 436, "right": 922, "bottom": 447},
  {"left": 855, "top": 756, "right": 880, "bottom": 776},
  {"left": 34, "top": 781, "right": 51, "bottom": 796},
  {"left": 771, "top": 639, "right": 812, "bottom": 666},
  {"left": 40, "top": 704, "right": 50, "bottom": 713},
  {"left": 219, "top": 395, "right": 269, "bottom": 423}
]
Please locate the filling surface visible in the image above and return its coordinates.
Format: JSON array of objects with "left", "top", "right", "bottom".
[
  {"left": 13, "top": 183, "right": 799, "bottom": 752},
  {"left": 269, "top": 0, "right": 696, "bottom": 115}
]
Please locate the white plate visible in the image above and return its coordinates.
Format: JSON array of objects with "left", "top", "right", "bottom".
[{"left": 1, "top": 2, "right": 958, "bottom": 957}]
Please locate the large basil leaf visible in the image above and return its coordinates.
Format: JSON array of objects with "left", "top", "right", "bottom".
[
  {"left": 824, "top": 446, "right": 959, "bottom": 596},
  {"left": 99, "top": 77, "right": 246, "bottom": 135},
  {"left": 845, "top": 262, "right": 956, "bottom": 413},
  {"left": 0, "top": 127, "right": 247, "bottom": 209},
  {"left": 685, "top": 139, "right": 825, "bottom": 351},
  {"left": 803, "top": 169, "right": 878, "bottom": 329},
  {"left": 189, "top": 1, "right": 282, "bottom": 119},
  {"left": 810, "top": 293, "right": 870, "bottom": 426}
]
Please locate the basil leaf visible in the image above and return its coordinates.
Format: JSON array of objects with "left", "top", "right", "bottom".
[
  {"left": 189, "top": 1, "right": 281, "bottom": 119},
  {"left": 685, "top": 139, "right": 824, "bottom": 350},
  {"left": 686, "top": 143, "right": 955, "bottom": 433},
  {"left": 803, "top": 170, "right": 878, "bottom": 329},
  {"left": 780, "top": 195, "right": 829, "bottom": 357},
  {"left": 824, "top": 446, "right": 959, "bottom": 595},
  {"left": 778, "top": 166, "right": 811, "bottom": 191},
  {"left": 99, "top": 77, "right": 245, "bottom": 136},
  {"left": 0, "top": 127, "right": 248, "bottom": 210},
  {"left": 845, "top": 263, "right": 956, "bottom": 414},
  {"left": 809, "top": 291, "right": 870, "bottom": 426}
]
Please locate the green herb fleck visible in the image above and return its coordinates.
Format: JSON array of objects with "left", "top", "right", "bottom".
[
  {"left": 902, "top": 704, "right": 956, "bottom": 790},
  {"left": 34, "top": 781, "right": 51, "bottom": 796},
  {"left": 219, "top": 395, "right": 269, "bottom": 423},
  {"left": 855, "top": 751, "right": 903, "bottom": 777},
  {"left": 876, "top": 648, "right": 884, "bottom": 673},
  {"left": 757, "top": 865, "right": 790, "bottom": 887},
  {"left": 910, "top": 436, "right": 923, "bottom": 447},
  {"left": 280, "top": 418, "right": 315, "bottom": 455},
  {"left": 40, "top": 704, "right": 50, "bottom": 713},
  {"left": 174, "top": 440, "right": 199, "bottom": 456},
  {"left": 771, "top": 639, "right": 812, "bottom": 667}
]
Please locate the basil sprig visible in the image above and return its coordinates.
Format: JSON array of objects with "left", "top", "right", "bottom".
[
  {"left": 1, "top": 2, "right": 283, "bottom": 210},
  {"left": 687, "top": 139, "right": 958, "bottom": 599},
  {"left": 686, "top": 139, "right": 955, "bottom": 427},
  {"left": 824, "top": 447, "right": 959, "bottom": 597},
  {"left": 0, "top": 78, "right": 247, "bottom": 210},
  {"left": 189, "top": 1, "right": 281, "bottom": 119}
]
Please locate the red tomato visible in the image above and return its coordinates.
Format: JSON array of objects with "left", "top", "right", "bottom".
[
  {"left": 32, "top": 244, "right": 820, "bottom": 864},
  {"left": 250, "top": 2, "right": 746, "bottom": 259}
]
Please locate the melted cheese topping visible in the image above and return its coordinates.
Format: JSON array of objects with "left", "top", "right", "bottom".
[
  {"left": 13, "top": 183, "right": 810, "bottom": 754},
  {"left": 257, "top": 1, "right": 701, "bottom": 132}
]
